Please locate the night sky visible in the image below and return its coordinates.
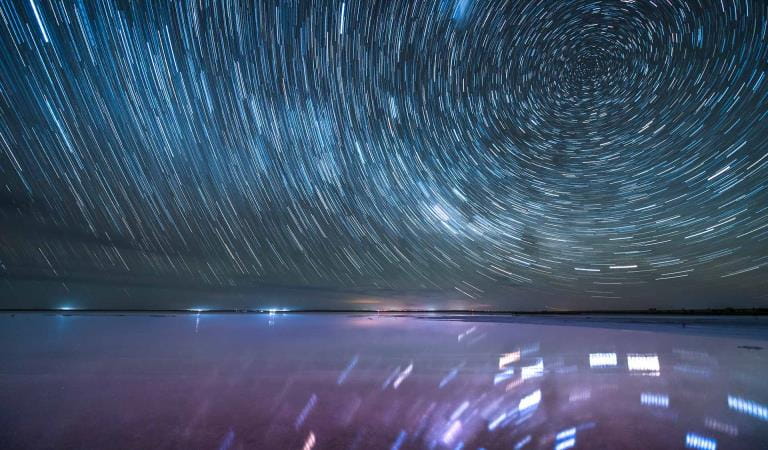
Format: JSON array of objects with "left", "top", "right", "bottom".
[{"left": 1, "top": 0, "right": 767, "bottom": 310}]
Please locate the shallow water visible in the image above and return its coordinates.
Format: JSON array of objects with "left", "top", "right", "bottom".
[{"left": 0, "top": 313, "right": 767, "bottom": 449}]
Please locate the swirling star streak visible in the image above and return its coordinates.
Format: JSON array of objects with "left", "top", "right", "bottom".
[{"left": 1, "top": 0, "right": 767, "bottom": 309}]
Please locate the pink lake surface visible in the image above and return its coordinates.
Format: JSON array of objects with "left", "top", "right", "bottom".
[{"left": 0, "top": 313, "right": 767, "bottom": 449}]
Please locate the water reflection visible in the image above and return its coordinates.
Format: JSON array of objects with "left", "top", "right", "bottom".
[{"left": 0, "top": 313, "right": 766, "bottom": 449}]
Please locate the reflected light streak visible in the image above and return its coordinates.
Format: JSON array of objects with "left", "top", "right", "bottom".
[
  {"left": 518, "top": 390, "right": 541, "bottom": 412},
  {"left": 521, "top": 359, "right": 543, "bottom": 380},
  {"left": 493, "top": 369, "right": 515, "bottom": 385},
  {"left": 685, "top": 432, "right": 717, "bottom": 450},
  {"left": 514, "top": 435, "right": 532, "bottom": 449},
  {"left": 294, "top": 394, "right": 317, "bottom": 430},
  {"left": 393, "top": 362, "right": 413, "bottom": 389},
  {"left": 302, "top": 431, "right": 316, "bottom": 450},
  {"left": 627, "top": 354, "right": 660, "bottom": 375},
  {"left": 499, "top": 351, "right": 520, "bottom": 369},
  {"left": 641, "top": 392, "right": 670, "bottom": 408},
  {"left": 704, "top": 418, "right": 738, "bottom": 436},
  {"left": 442, "top": 420, "right": 462, "bottom": 445},
  {"left": 727, "top": 396, "right": 768, "bottom": 421},
  {"left": 589, "top": 352, "right": 617, "bottom": 368}
]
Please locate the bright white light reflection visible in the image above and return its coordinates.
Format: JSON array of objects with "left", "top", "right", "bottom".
[
  {"left": 554, "top": 427, "right": 577, "bottom": 450},
  {"left": 589, "top": 352, "right": 617, "bottom": 368},
  {"left": 521, "top": 359, "right": 543, "bottom": 380},
  {"left": 499, "top": 351, "right": 520, "bottom": 369},
  {"left": 518, "top": 389, "right": 541, "bottom": 411},
  {"left": 627, "top": 354, "right": 660, "bottom": 374},
  {"left": 556, "top": 427, "right": 576, "bottom": 440},
  {"left": 685, "top": 432, "right": 717, "bottom": 450},
  {"left": 392, "top": 362, "right": 413, "bottom": 389}
]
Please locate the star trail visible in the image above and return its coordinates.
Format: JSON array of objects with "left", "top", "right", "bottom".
[{"left": 1, "top": 0, "right": 767, "bottom": 310}]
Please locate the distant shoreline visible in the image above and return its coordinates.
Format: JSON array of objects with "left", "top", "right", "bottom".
[{"left": 1, "top": 308, "right": 767, "bottom": 315}]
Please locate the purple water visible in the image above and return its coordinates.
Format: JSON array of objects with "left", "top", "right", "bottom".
[{"left": 1, "top": 313, "right": 767, "bottom": 449}]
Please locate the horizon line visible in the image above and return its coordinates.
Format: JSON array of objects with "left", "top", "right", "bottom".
[{"left": 1, "top": 308, "right": 767, "bottom": 315}]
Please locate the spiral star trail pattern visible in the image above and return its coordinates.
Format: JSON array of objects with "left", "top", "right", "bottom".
[{"left": 1, "top": 0, "right": 768, "bottom": 310}]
